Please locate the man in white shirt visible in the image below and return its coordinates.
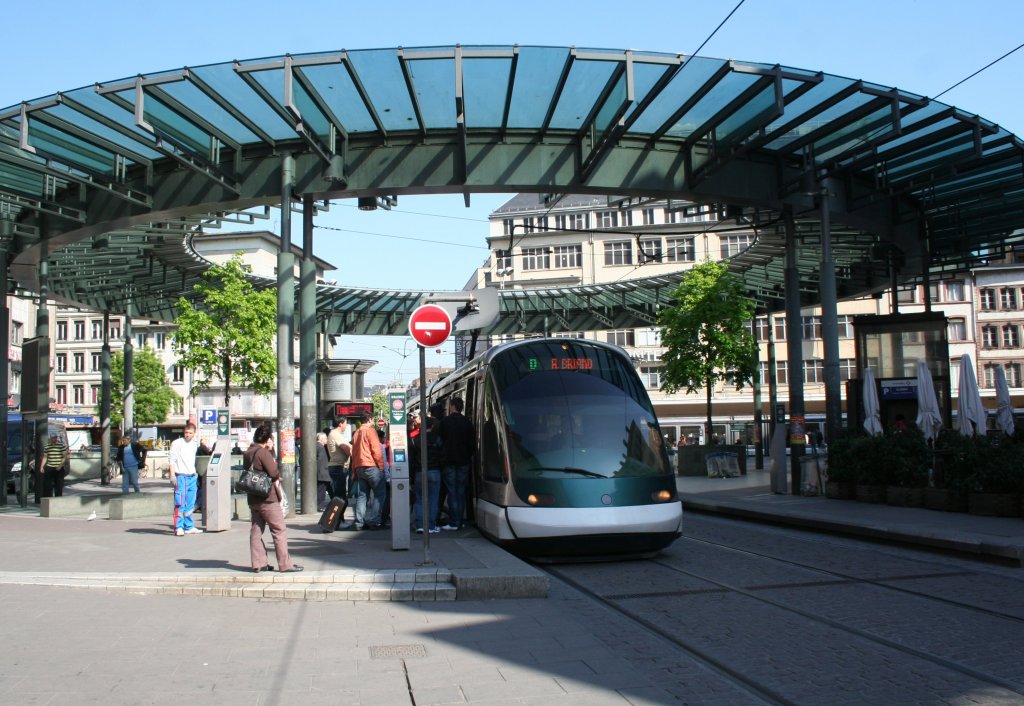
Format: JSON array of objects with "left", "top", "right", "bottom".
[{"left": 169, "top": 422, "right": 201, "bottom": 536}]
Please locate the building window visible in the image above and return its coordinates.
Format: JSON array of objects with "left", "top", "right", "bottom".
[
  {"left": 73, "top": 385, "right": 85, "bottom": 405},
  {"left": 641, "top": 207, "right": 655, "bottom": 225},
  {"left": 775, "top": 360, "right": 788, "bottom": 385},
  {"left": 10, "top": 370, "right": 20, "bottom": 395},
  {"left": 537, "top": 216, "right": 549, "bottom": 232},
  {"left": 597, "top": 210, "right": 618, "bottom": 229},
  {"left": 980, "top": 288, "right": 997, "bottom": 311},
  {"left": 636, "top": 328, "right": 660, "bottom": 347},
  {"left": 837, "top": 315, "right": 854, "bottom": 338},
  {"left": 1003, "top": 325, "right": 1020, "bottom": 348},
  {"left": 522, "top": 247, "right": 551, "bottom": 271},
  {"left": 801, "top": 316, "right": 822, "bottom": 340},
  {"left": 74, "top": 320, "right": 86, "bottom": 341},
  {"left": 136, "top": 333, "right": 149, "bottom": 348},
  {"left": 556, "top": 212, "right": 589, "bottom": 230},
  {"left": 621, "top": 210, "right": 633, "bottom": 227},
  {"left": 552, "top": 245, "right": 582, "bottom": 269},
  {"left": 604, "top": 241, "right": 633, "bottom": 266},
  {"left": 495, "top": 249, "right": 512, "bottom": 271},
  {"left": 754, "top": 317, "right": 771, "bottom": 342},
  {"left": 522, "top": 217, "right": 536, "bottom": 233},
  {"left": 1007, "top": 363, "right": 1022, "bottom": 387},
  {"left": 155, "top": 332, "right": 166, "bottom": 350},
  {"left": 840, "top": 358, "right": 856, "bottom": 382},
  {"left": 663, "top": 207, "right": 678, "bottom": 224},
  {"left": 897, "top": 286, "right": 917, "bottom": 304},
  {"left": 502, "top": 218, "right": 514, "bottom": 236},
  {"left": 56, "top": 353, "right": 67, "bottom": 373},
  {"left": 73, "top": 353, "right": 85, "bottom": 373},
  {"left": 172, "top": 365, "right": 185, "bottom": 383},
  {"left": 57, "top": 321, "right": 68, "bottom": 341},
  {"left": 639, "top": 238, "right": 662, "bottom": 263},
  {"left": 639, "top": 366, "right": 661, "bottom": 389},
  {"left": 55, "top": 386, "right": 67, "bottom": 405},
  {"left": 720, "top": 234, "right": 753, "bottom": 258},
  {"left": 665, "top": 237, "right": 696, "bottom": 263},
  {"left": 91, "top": 320, "right": 103, "bottom": 339},
  {"left": 172, "top": 398, "right": 184, "bottom": 415},
  {"left": 774, "top": 317, "right": 786, "bottom": 342},
  {"left": 982, "top": 325, "right": 999, "bottom": 348},
  {"left": 928, "top": 282, "right": 941, "bottom": 303},
  {"left": 606, "top": 330, "right": 635, "bottom": 347},
  {"left": 1001, "top": 287, "right": 1019, "bottom": 310},
  {"left": 948, "top": 318, "right": 967, "bottom": 342},
  {"left": 10, "top": 320, "right": 23, "bottom": 345},
  {"left": 803, "top": 360, "right": 825, "bottom": 383},
  {"left": 946, "top": 280, "right": 965, "bottom": 302},
  {"left": 91, "top": 352, "right": 101, "bottom": 372},
  {"left": 109, "top": 322, "right": 121, "bottom": 339},
  {"left": 90, "top": 386, "right": 100, "bottom": 405}
]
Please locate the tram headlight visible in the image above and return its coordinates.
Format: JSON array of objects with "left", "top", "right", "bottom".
[
  {"left": 526, "top": 493, "right": 556, "bottom": 506},
  {"left": 652, "top": 489, "right": 674, "bottom": 502}
]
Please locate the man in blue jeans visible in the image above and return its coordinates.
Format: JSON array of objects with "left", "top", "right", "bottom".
[
  {"left": 349, "top": 411, "right": 386, "bottom": 530},
  {"left": 439, "top": 397, "right": 475, "bottom": 530}
]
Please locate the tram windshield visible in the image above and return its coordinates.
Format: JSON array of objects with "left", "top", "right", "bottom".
[{"left": 491, "top": 340, "right": 671, "bottom": 479}]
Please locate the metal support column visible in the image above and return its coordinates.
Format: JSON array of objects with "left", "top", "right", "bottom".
[
  {"left": 784, "top": 208, "right": 805, "bottom": 495},
  {"left": 277, "top": 155, "right": 297, "bottom": 514},
  {"left": 123, "top": 300, "right": 134, "bottom": 438},
  {"left": 0, "top": 216, "right": 10, "bottom": 504},
  {"left": 299, "top": 194, "right": 318, "bottom": 515},
  {"left": 753, "top": 349, "right": 763, "bottom": 470},
  {"left": 819, "top": 186, "right": 842, "bottom": 445},
  {"left": 34, "top": 226, "right": 51, "bottom": 506},
  {"left": 101, "top": 312, "right": 111, "bottom": 483}
]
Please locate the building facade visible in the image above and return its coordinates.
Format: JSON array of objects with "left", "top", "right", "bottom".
[{"left": 468, "top": 194, "right": 1024, "bottom": 445}]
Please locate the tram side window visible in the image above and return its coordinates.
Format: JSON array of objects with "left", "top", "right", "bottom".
[{"left": 481, "top": 381, "right": 506, "bottom": 483}]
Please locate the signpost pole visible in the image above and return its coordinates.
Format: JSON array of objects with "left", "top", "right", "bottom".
[{"left": 418, "top": 345, "right": 432, "bottom": 566}]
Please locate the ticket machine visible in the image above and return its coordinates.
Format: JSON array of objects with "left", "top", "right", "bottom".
[
  {"left": 203, "top": 440, "right": 232, "bottom": 531},
  {"left": 388, "top": 391, "right": 410, "bottom": 550}
]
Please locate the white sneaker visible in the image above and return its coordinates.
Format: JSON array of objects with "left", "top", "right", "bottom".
[
  {"left": 175, "top": 528, "right": 185, "bottom": 536},
  {"left": 415, "top": 528, "right": 424, "bottom": 534},
  {"left": 429, "top": 527, "right": 441, "bottom": 534},
  {"left": 441, "top": 524, "right": 458, "bottom": 531},
  {"left": 185, "top": 527, "right": 203, "bottom": 534}
]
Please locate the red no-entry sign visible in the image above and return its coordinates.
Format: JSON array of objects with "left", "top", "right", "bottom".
[{"left": 408, "top": 304, "right": 452, "bottom": 347}]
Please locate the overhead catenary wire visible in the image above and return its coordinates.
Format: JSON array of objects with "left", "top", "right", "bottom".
[{"left": 933, "top": 41, "right": 1024, "bottom": 100}]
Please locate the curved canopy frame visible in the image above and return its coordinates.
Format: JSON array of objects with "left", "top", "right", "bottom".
[{"left": 1, "top": 45, "right": 1023, "bottom": 334}]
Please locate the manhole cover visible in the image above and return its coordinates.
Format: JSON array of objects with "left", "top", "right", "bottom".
[{"left": 368, "top": 644, "right": 427, "bottom": 659}]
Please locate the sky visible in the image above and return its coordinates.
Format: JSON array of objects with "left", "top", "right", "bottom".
[{"left": 3, "top": 0, "right": 1024, "bottom": 386}]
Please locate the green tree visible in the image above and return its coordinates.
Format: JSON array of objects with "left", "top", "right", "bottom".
[
  {"left": 371, "top": 391, "right": 388, "bottom": 420},
  {"left": 110, "top": 348, "right": 179, "bottom": 427},
  {"left": 658, "top": 260, "right": 758, "bottom": 444},
  {"left": 173, "top": 255, "right": 277, "bottom": 405}
]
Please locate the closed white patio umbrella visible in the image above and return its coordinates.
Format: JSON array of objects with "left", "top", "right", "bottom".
[
  {"left": 915, "top": 360, "right": 942, "bottom": 442},
  {"left": 994, "top": 366, "right": 1015, "bottom": 435},
  {"left": 862, "top": 368, "right": 883, "bottom": 436},
  {"left": 957, "top": 353, "right": 988, "bottom": 437}
]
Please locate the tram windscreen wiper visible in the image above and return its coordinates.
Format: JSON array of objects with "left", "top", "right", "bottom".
[{"left": 532, "top": 466, "right": 607, "bottom": 479}]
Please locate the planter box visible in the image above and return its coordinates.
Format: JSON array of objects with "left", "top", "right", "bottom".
[
  {"left": 886, "top": 486, "right": 925, "bottom": 507},
  {"left": 855, "top": 484, "right": 887, "bottom": 503},
  {"left": 924, "top": 487, "right": 967, "bottom": 513},
  {"left": 967, "top": 492, "right": 1021, "bottom": 517},
  {"left": 825, "top": 480, "right": 855, "bottom": 499}
]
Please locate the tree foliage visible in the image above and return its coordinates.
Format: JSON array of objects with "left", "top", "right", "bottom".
[
  {"left": 173, "top": 255, "right": 277, "bottom": 405},
  {"left": 658, "top": 260, "right": 758, "bottom": 442},
  {"left": 371, "top": 391, "right": 388, "bottom": 420},
  {"left": 110, "top": 348, "right": 179, "bottom": 427}
]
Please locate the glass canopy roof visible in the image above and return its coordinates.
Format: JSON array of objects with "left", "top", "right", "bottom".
[{"left": 1, "top": 45, "right": 1022, "bottom": 334}]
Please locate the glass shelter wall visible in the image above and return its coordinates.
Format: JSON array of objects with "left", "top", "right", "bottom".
[{"left": 853, "top": 313, "right": 952, "bottom": 431}]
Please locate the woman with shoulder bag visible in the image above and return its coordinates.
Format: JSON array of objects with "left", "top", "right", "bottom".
[{"left": 243, "top": 424, "right": 303, "bottom": 574}]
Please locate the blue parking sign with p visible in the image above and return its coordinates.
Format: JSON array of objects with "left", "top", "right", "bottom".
[{"left": 200, "top": 408, "right": 217, "bottom": 425}]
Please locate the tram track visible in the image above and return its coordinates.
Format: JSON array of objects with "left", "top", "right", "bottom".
[
  {"left": 678, "top": 533, "right": 1024, "bottom": 624},
  {"left": 544, "top": 519, "right": 1024, "bottom": 704}
]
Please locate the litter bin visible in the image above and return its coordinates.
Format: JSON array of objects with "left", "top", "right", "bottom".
[{"left": 799, "top": 452, "right": 827, "bottom": 496}]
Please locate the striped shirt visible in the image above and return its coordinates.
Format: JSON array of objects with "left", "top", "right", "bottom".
[{"left": 44, "top": 442, "right": 66, "bottom": 470}]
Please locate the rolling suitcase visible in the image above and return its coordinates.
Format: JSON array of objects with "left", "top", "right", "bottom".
[{"left": 318, "top": 497, "right": 345, "bottom": 533}]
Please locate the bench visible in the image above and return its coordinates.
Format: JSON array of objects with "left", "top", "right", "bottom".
[
  {"left": 40, "top": 494, "right": 115, "bottom": 518},
  {"left": 108, "top": 493, "right": 174, "bottom": 520}
]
